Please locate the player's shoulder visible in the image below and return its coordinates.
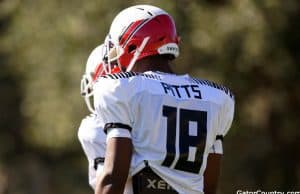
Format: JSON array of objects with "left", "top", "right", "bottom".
[
  {"left": 95, "top": 71, "right": 161, "bottom": 91},
  {"left": 78, "top": 114, "right": 104, "bottom": 141},
  {"left": 79, "top": 114, "right": 102, "bottom": 130},
  {"left": 99, "top": 71, "right": 139, "bottom": 80},
  {"left": 98, "top": 71, "right": 161, "bottom": 81},
  {"left": 187, "top": 76, "right": 235, "bottom": 102},
  {"left": 94, "top": 72, "right": 152, "bottom": 104}
]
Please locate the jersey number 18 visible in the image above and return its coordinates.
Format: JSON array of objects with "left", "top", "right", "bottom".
[{"left": 161, "top": 105, "right": 207, "bottom": 174}]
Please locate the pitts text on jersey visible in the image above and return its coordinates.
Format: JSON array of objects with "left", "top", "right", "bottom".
[{"left": 160, "top": 82, "right": 202, "bottom": 99}]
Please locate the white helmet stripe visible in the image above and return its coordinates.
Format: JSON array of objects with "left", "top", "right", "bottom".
[{"left": 126, "top": 36, "right": 150, "bottom": 72}]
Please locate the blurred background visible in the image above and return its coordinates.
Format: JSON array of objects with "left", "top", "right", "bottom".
[{"left": 0, "top": 0, "right": 299, "bottom": 193}]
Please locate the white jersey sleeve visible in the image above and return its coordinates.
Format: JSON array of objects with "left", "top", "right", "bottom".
[
  {"left": 209, "top": 93, "right": 235, "bottom": 154},
  {"left": 78, "top": 114, "right": 106, "bottom": 189},
  {"left": 93, "top": 75, "right": 137, "bottom": 139},
  {"left": 220, "top": 95, "right": 235, "bottom": 137}
]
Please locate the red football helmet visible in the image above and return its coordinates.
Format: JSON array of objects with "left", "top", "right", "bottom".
[{"left": 105, "top": 5, "right": 180, "bottom": 72}]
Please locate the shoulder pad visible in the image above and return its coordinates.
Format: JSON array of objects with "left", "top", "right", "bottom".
[{"left": 189, "top": 77, "right": 234, "bottom": 100}]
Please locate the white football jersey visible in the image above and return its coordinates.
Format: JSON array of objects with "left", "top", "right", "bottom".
[
  {"left": 93, "top": 71, "right": 235, "bottom": 194},
  {"left": 78, "top": 114, "right": 133, "bottom": 193}
]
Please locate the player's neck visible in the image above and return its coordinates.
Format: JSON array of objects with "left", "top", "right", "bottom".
[{"left": 132, "top": 56, "right": 174, "bottom": 73}]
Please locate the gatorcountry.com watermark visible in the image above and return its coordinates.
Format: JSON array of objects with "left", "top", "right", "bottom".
[{"left": 236, "top": 190, "right": 300, "bottom": 194}]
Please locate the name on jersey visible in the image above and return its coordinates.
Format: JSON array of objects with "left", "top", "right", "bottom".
[{"left": 160, "top": 82, "right": 202, "bottom": 99}]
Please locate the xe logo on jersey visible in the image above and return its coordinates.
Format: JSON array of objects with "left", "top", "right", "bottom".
[
  {"left": 133, "top": 167, "right": 179, "bottom": 194},
  {"left": 146, "top": 178, "right": 173, "bottom": 190}
]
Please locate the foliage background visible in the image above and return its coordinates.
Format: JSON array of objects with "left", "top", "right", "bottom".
[{"left": 0, "top": 0, "right": 299, "bottom": 193}]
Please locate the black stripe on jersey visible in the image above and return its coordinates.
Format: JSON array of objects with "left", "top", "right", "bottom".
[
  {"left": 106, "top": 74, "right": 115, "bottom": 79},
  {"left": 101, "top": 72, "right": 137, "bottom": 79},
  {"left": 100, "top": 71, "right": 162, "bottom": 80},
  {"left": 114, "top": 73, "right": 122, "bottom": 79},
  {"left": 118, "top": 72, "right": 126, "bottom": 78},
  {"left": 104, "top": 122, "right": 132, "bottom": 134},
  {"left": 216, "top": 135, "right": 224, "bottom": 142},
  {"left": 125, "top": 72, "right": 134, "bottom": 78},
  {"left": 143, "top": 73, "right": 161, "bottom": 80},
  {"left": 190, "top": 78, "right": 234, "bottom": 99},
  {"left": 94, "top": 157, "right": 105, "bottom": 170}
]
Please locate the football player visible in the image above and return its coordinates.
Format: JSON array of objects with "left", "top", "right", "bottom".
[
  {"left": 94, "top": 5, "right": 235, "bottom": 194},
  {"left": 78, "top": 44, "right": 133, "bottom": 193}
]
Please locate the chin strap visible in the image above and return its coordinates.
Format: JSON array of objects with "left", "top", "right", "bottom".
[
  {"left": 84, "top": 94, "right": 95, "bottom": 114},
  {"left": 126, "top": 36, "right": 150, "bottom": 72}
]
